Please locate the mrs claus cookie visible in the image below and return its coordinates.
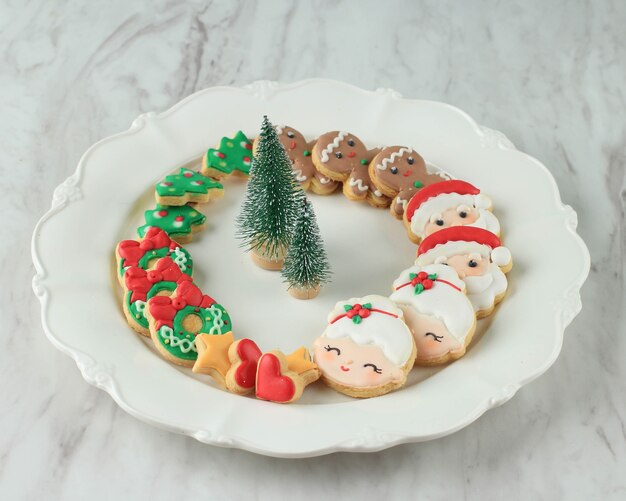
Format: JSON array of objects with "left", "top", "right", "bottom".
[
  {"left": 403, "top": 180, "right": 500, "bottom": 243},
  {"left": 390, "top": 263, "right": 476, "bottom": 366},
  {"left": 416, "top": 226, "right": 512, "bottom": 317},
  {"left": 312, "top": 295, "right": 416, "bottom": 398},
  {"left": 368, "top": 146, "right": 448, "bottom": 219}
]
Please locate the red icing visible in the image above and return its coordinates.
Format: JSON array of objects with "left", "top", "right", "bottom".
[
  {"left": 255, "top": 353, "right": 296, "bottom": 403},
  {"left": 117, "top": 228, "right": 175, "bottom": 268},
  {"left": 183, "top": 171, "right": 193, "bottom": 177},
  {"left": 158, "top": 210, "right": 168, "bottom": 217},
  {"left": 148, "top": 281, "right": 215, "bottom": 330},
  {"left": 233, "top": 339, "right": 262, "bottom": 389},
  {"left": 405, "top": 180, "right": 480, "bottom": 222},
  {"left": 174, "top": 215, "right": 184, "bottom": 222},
  {"left": 243, "top": 156, "right": 251, "bottom": 164},
  {"left": 124, "top": 257, "right": 187, "bottom": 303},
  {"left": 417, "top": 226, "right": 502, "bottom": 257},
  {"left": 163, "top": 181, "right": 172, "bottom": 186},
  {"left": 215, "top": 152, "right": 226, "bottom": 159},
  {"left": 243, "top": 142, "right": 252, "bottom": 150}
]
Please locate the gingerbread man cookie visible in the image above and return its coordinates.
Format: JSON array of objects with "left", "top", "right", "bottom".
[
  {"left": 369, "top": 146, "right": 448, "bottom": 219},
  {"left": 312, "top": 131, "right": 389, "bottom": 205},
  {"left": 253, "top": 125, "right": 339, "bottom": 195}
]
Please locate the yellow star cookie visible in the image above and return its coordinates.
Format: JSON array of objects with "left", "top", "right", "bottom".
[
  {"left": 192, "top": 332, "right": 235, "bottom": 386},
  {"left": 286, "top": 346, "right": 320, "bottom": 385}
]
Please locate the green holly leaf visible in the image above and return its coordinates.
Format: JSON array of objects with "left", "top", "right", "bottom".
[
  {"left": 362, "top": 303, "right": 372, "bottom": 309},
  {"left": 427, "top": 273, "right": 438, "bottom": 280},
  {"left": 409, "top": 273, "right": 417, "bottom": 279},
  {"left": 414, "top": 283, "right": 425, "bottom": 295},
  {"left": 344, "top": 304, "right": 352, "bottom": 312},
  {"left": 352, "top": 315, "right": 362, "bottom": 324}
]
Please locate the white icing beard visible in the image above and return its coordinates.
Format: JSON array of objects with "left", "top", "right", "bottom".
[
  {"left": 466, "top": 263, "right": 508, "bottom": 312},
  {"left": 471, "top": 209, "right": 501, "bottom": 236}
]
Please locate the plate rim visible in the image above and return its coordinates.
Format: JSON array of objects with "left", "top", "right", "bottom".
[{"left": 31, "top": 78, "right": 591, "bottom": 457}]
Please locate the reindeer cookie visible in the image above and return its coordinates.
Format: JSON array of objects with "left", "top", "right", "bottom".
[{"left": 369, "top": 146, "right": 448, "bottom": 219}]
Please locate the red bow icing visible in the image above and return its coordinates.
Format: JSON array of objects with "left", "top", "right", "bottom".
[
  {"left": 117, "top": 228, "right": 174, "bottom": 268},
  {"left": 124, "top": 257, "right": 187, "bottom": 303},
  {"left": 149, "top": 281, "right": 216, "bottom": 330}
]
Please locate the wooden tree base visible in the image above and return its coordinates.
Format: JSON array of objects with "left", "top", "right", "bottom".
[
  {"left": 288, "top": 285, "right": 321, "bottom": 300},
  {"left": 250, "top": 249, "right": 284, "bottom": 271}
]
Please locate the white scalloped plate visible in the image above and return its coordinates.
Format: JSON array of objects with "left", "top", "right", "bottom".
[{"left": 32, "top": 79, "right": 590, "bottom": 457}]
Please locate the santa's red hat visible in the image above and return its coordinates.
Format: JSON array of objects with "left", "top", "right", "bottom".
[
  {"left": 416, "top": 226, "right": 511, "bottom": 268},
  {"left": 405, "top": 180, "right": 493, "bottom": 234}
]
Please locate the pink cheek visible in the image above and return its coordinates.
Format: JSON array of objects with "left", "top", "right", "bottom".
[
  {"left": 365, "top": 371, "right": 380, "bottom": 383},
  {"left": 320, "top": 351, "right": 334, "bottom": 362}
]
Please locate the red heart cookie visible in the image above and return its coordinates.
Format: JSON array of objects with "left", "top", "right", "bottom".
[
  {"left": 255, "top": 352, "right": 303, "bottom": 403},
  {"left": 233, "top": 339, "right": 262, "bottom": 389}
]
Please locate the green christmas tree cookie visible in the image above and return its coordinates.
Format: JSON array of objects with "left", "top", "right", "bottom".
[
  {"left": 201, "top": 131, "right": 253, "bottom": 179},
  {"left": 236, "top": 116, "right": 304, "bottom": 270},
  {"left": 138, "top": 204, "right": 206, "bottom": 244},
  {"left": 155, "top": 168, "right": 223, "bottom": 206},
  {"left": 281, "top": 196, "right": 331, "bottom": 299}
]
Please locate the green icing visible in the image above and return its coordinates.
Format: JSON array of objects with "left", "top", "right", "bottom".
[
  {"left": 156, "top": 303, "right": 232, "bottom": 360},
  {"left": 205, "top": 131, "right": 252, "bottom": 175},
  {"left": 156, "top": 168, "right": 223, "bottom": 198},
  {"left": 138, "top": 204, "right": 206, "bottom": 238},
  {"left": 119, "top": 246, "right": 193, "bottom": 278},
  {"left": 125, "top": 281, "right": 178, "bottom": 330}
]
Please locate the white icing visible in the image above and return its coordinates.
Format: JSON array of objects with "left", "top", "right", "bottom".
[
  {"left": 409, "top": 193, "right": 501, "bottom": 237},
  {"left": 292, "top": 169, "right": 307, "bottom": 182},
  {"left": 320, "top": 131, "right": 348, "bottom": 163},
  {"left": 171, "top": 247, "right": 188, "bottom": 272},
  {"left": 466, "top": 263, "right": 508, "bottom": 312},
  {"left": 207, "top": 304, "right": 225, "bottom": 334},
  {"left": 172, "top": 220, "right": 184, "bottom": 229},
  {"left": 323, "top": 295, "right": 413, "bottom": 366},
  {"left": 491, "top": 246, "right": 511, "bottom": 267},
  {"left": 135, "top": 300, "right": 146, "bottom": 314},
  {"left": 376, "top": 147, "right": 413, "bottom": 171},
  {"left": 389, "top": 264, "right": 474, "bottom": 343},
  {"left": 349, "top": 177, "right": 368, "bottom": 192},
  {"left": 319, "top": 177, "right": 331, "bottom": 184},
  {"left": 474, "top": 193, "right": 492, "bottom": 210},
  {"left": 159, "top": 325, "right": 197, "bottom": 354},
  {"left": 275, "top": 124, "right": 284, "bottom": 135},
  {"left": 396, "top": 197, "right": 408, "bottom": 209},
  {"left": 374, "top": 190, "right": 383, "bottom": 197}
]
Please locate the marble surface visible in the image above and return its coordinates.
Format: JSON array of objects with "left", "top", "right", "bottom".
[{"left": 1, "top": 0, "right": 624, "bottom": 499}]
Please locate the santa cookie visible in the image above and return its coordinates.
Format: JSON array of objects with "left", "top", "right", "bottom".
[
  {"left": 416, "top": 227, "right": 512, "bottom": 318},
  {"left": 253, "top": 125, "right": 339, "bottom": 195},
  {"left": 403, "top": 180, "right": 500, "bottom": 243},
  {"left": 311, "top": 131, "right": 388, "bottom": 205},
  {"left": 312, "top": 295, "right": 416, "bottom": 398},
  {"left": 368, "top": 146, "right": 448, "bottom": 219},
  {"left": 390, "top": 264, "right": 476, "bottom": 366}
]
